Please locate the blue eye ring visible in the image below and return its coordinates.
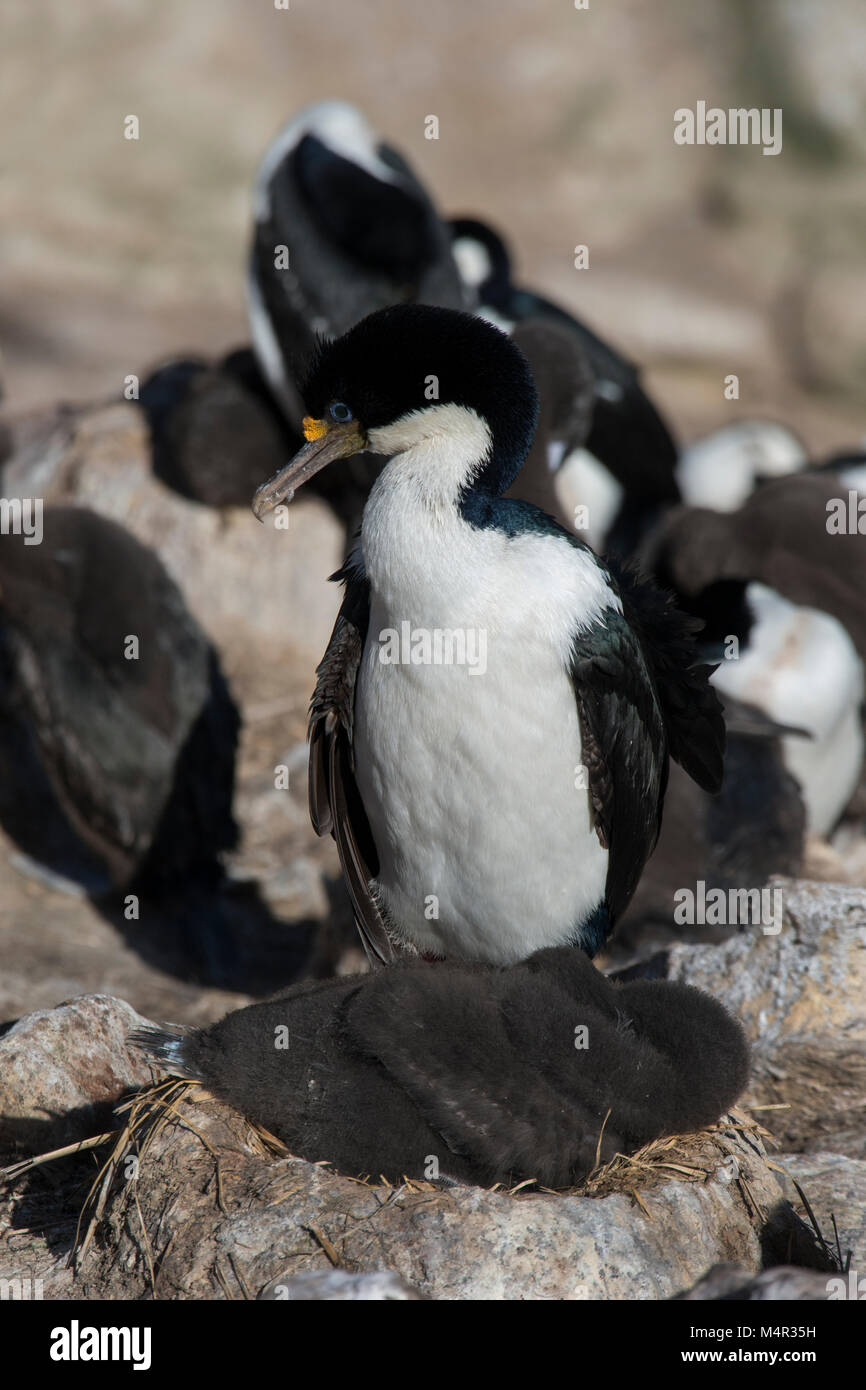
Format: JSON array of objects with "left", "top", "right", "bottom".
[{"left": 330, "top": 401, "right": 353, "bottom": 423}]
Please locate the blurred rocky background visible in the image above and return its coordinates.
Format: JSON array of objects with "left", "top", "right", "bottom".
[{"left": 2, "top": 0, "right": 865, "bottom": 437}]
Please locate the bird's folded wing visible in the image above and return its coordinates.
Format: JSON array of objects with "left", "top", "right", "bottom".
[
  {"left": 308, "top": 558, "right": 397, "bottom": 966},
  {"left": 608, "top": 559, "right": 726, "bottom": 794},
  {"left": 570, "top": 608, "right": 668, "bottom": 925}
]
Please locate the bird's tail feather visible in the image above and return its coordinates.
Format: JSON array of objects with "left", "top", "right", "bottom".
[{"left": 128, "top": 1024, "right": 200, "bottom": 1080}]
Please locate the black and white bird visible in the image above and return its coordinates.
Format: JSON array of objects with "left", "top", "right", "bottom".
[
  {"left": 707, "top": 585, "right": 862, "bottom": 835},
  {"left": 449, "top": 216, "right": 681, "bottom": 555},
  {"left": 252, "top": 305, "right": 724, "bottom": 966},
  {"left": 245, "top": 100, "right": 473, "bottom": 540},
  {"left": 134, "top": 944, "right": 750, "bottom": 1187},
  {"left": 246, "top": 105, "right": 666, "bottom": 555},
  {"left": 248, "top": 100, "right": 468, "bottom": 430},
  {"left": 647, "top": 468, "right": 866, "bottom": 834},
  {"left": 646, "top": 472, "right": 866, "bottom": 661},
  {"left": 699, "top": 583, "right": 862, "bottom": 836}
]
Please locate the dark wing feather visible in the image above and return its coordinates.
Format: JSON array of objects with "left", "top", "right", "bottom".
[
  {"left": 609, "top": 560, "right": 726, "bottom": 794},
  {"left": 569, "top": 554, "right": 724, "bottom": 927},
  {"left": 308, "top": 556, "right": 396, "bottom": 967},
  {"left": 308, "top": 717, "right": 333, "bottom": 837},
  {"left": 570, "top": 609, "right": 669, "bottom": 925}
]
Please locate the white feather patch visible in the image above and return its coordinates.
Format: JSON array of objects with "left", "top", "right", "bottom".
[{"left": 711, "top": 583, "right": 864, "bottom": 834}]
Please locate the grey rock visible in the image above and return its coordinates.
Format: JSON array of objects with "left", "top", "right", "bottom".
[
  {"left": 774, "top": 1152, "right": 866, "bottom": 1267},
  {"left": 0, "top": 994, "right": 154, "bottom": 1152},
  {"left": 677, "top": 1262, "right": 838, "bottom": 1301},
  {"left": 803, "top": 1128, "right": 866, "bottom": 1160},
  {"left": 69, "top": 1084, "right": 800, "bottom": 1301},
  {"left": 667, "top": 879, "right": 866, "bottom": 1151}
]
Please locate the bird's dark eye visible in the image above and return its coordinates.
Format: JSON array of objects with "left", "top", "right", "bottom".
[{"left": 330, "top": 401, "right": 353, "bottom": 423}]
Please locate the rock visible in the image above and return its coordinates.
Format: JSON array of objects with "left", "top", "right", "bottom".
[
  {"left": 667, "top": 879, "right": 866, "bottom": 1152},
  {"left": 802, "top": 1128, "right": 865, "bottom": 1160},
  {"left": 0, "top": 1153, "right": 83, "bottom": 1300},
  {"left": 774, "top": 1152, "right": 866, "bottom": 1266},
  {"left": 0, "top": 994, "right": 154, "bottom": 1154},
  {"left": 676, "top": 1262, "right": 839, "bottom": 1300},
  {"left": 66, "top": 1084, "right": 812, "bottom": 1301},
  {"left": 0, "top": 860, "right": 254, "bottom": 1028},
  {"left": 257, "top": 1270, "right": 424, "bottom": 1300}
]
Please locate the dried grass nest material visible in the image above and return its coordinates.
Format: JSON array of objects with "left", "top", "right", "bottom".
[{"left": 1, "top": 1084, "right": 795, "bottom": 1254}]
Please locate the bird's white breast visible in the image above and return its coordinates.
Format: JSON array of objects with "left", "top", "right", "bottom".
[
  {"left": 554, "top": 446, "right": 625, "bottom": 552},
  {"left": 676, "top": 421, "right": 807, "bottom": 512},
  {"left": 353, "top": 417, "right": 615, "bottom": 963},
  {"left": 710, "top": 582, "right": 865, "bottom": 834}
]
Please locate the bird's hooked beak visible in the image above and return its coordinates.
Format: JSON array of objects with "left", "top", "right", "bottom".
[{"left": 252, "top": 416, "right": 366, "bottom": 521}]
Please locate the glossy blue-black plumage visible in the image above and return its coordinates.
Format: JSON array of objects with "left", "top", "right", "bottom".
[{"left": 302, "top": 304, "right": 539, "bottom": 499}]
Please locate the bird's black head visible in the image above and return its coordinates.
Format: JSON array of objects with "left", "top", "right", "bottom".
[{"left": 252, "top": 304, "right": 540, "bottom": 519}]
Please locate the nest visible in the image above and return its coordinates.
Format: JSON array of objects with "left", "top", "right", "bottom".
[{"left": 0, "top": 1085, "right": 845, "bottom": 1283}]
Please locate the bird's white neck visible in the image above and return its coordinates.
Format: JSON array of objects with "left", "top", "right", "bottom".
[
  {"left": 361, "top": 405, "right": 494, "bottom": 619},
  {"left": 366, "top": 403, "right": 492, "bottom": 509}
]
